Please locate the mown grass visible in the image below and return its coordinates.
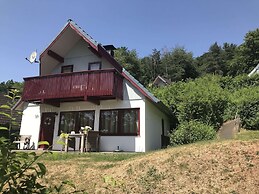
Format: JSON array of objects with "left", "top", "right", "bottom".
[
  {"left": 235, "top": 129, "right": 259, "bottom": 140},
  {"left": 40, "top": 152, "right": 142, "bottom": 162}
]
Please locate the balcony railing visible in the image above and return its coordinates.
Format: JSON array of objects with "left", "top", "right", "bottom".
[{"left": 22, "top": 69, "right": 123, "bottom": 102}]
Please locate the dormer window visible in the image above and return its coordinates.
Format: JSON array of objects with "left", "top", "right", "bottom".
[
  {"left": 61, "top": 65, "right": 73, "bottom": 73},
  {"left": 88, "top": 62, "right": 101, "bottom": 70}
]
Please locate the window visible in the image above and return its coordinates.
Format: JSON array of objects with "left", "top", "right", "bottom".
[
  {"left": 59, "top": 111, "right": 94, "bottom": 134},
  {"left": 61, "top": 65, "right": 73, "bottom": 73},
  {"left": 100, "top": 109, "right": 139, "bottom": 135},
  {"left": 88, "top": 62, "right": 101, "bottom": 70}
]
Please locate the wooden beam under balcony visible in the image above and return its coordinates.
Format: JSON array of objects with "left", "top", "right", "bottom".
[
  {"left": 47, "top": 50, "right": 64, "bottom": 63},
  {"left": 41, "top": 99, "right": 60, "bottom": 107}
]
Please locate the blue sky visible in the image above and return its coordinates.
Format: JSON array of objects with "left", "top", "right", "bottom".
[{"left": 0, "top": 0, "right": 259, "bottom": 82}]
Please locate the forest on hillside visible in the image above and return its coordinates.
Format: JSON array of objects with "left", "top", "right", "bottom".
[{"left": 114, "top": 28, "right": 259, "bottom": 86}]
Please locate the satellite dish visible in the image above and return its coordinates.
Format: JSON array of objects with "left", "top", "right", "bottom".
[{"left": 26, "top": 50, "right": 39, "bottom": 63}]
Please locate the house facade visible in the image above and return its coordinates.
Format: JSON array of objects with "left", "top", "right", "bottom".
[{"left": 18, "top": 20, "right": 171, "bottom": 152}]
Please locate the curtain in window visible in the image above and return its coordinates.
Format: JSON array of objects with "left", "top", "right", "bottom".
[
  {"left": 100, "top": 110, "right": 118, "bottom": 134},
  {"left": 79, "top": 112, "right": 95, "bottom": 129},
  {"left": 100, "top": 109, "right": 139, "bottom": 135},
  {"left": 59, "top": 112, "right": 76, "bottom": 133},
  {"left": 121, "top": 110, "right": 138, "bottom": 134}
]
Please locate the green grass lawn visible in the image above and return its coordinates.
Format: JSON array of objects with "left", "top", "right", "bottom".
[
  {"left": 235, "top": 129, "right": 259, "bottom": 140},
  {"left": 40, "top": 151, "right": 142, "bottom": 162}
]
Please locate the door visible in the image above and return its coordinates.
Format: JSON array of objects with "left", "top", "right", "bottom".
[
  {"left": 39, "top": 112, "right": 56, "bottom": 149},
  {"left": 161, "top": 119, "right": 169, "bottom": 148}
]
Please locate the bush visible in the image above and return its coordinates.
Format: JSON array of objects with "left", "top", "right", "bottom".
[
  {"left": 153, "top": 75, "right": 228, "bottom": 129},
  {"left": 231, "top": 87, "right": 259, "bottom": 130},
  {"left": 170, "top": 120, "right": 216, "bottom": 146},
  {"left": 153, "top": 74, "right": 259, "bottom": 131},
  {"left": 219, "top": 74, "right": 259, "bottom": 92}
]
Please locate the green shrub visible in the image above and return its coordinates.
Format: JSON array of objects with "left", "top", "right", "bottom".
[
  {"left": 231, "top": 87, "right": 259, "bottom": 130},
  {"left": 220, "top": 74, "right": 259, "bottom": 92},
  {"left": 170, "top": 120, "right": 216, "bottom": 146},
  {"left": 153, "top": 74, "right": 259, "bottom": 131},
  {"left": 153, "top": 75, "right": 228, "bottom": 129}
]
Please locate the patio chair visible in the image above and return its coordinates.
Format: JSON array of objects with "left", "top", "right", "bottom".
[
  {"left": 86, "top": 131, "right": 100, "bottom": 152},
  {"left": 13, "top": 135, "right": 32, "bottom": 150}
]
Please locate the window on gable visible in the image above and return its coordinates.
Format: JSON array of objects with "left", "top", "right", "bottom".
[
  {"left": 88, "top": 62, "right": 101, "bottom": 70},
  {"left": 99, "top": 108, "right": 139, "bottom": 136},
  {"left": 61, "top": 65, "right": 73, "bottom": 73}
]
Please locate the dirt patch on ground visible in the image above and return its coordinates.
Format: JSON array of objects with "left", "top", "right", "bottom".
[
  {"left": 43, "top": 140, "right": 259, "bottom": 193},
  {"left": 218, "top": 119, "right": 241, "bottom": 139}
]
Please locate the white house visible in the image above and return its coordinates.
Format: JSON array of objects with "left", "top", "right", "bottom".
[{"left": 17, "top": 20, "right": 171, "bottom": 152}]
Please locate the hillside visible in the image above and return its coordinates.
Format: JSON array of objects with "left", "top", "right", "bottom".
[{"left": 42, "top": 131, "right": 259, "bottom": 193}]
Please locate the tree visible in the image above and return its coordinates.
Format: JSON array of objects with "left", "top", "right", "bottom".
[
  {"left": 114, "top": 47, "right": 141, "bottom": 80},
  {"left": 161, "top": 47, "right": 197, "bottom": 82},
  {"left": 227, "top": 28, "right": 259, "bottom": 76},
  {"left": 242, "top": 28, "right": 259, "bottom": 67},
  {"left": 196, "top": 42, "right": 226, "bottom": 75},
  {"left": 0, "top": 80, "right": 23, "bottom": 95},
  {"left": 139, "top": 49, "right": 163, "bottom": 86}
]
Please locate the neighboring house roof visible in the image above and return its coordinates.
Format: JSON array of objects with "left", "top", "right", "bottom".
[
  {"left": 0, "top": 93, "right": 22, "bottom": 127},
  {"left": 248, "top": 64, "right": 259, "bottom": 77},
  {"left": 153, "top": 75, "right": 171, "bottom": 86}
]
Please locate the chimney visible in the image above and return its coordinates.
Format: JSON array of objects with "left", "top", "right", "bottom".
[{"left": 103, "top": 45, "right": 116, "bottom": 57}]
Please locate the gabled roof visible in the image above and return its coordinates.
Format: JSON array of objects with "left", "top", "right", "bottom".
[
  {"left": 248, "top": 64, "right": 259, "bottom": 77},
  {"left": 40, "top": 19, "right": 122, "bottom": 75},
  {"left": 153, "top": 75, "right": 171, "bottom": 86}
]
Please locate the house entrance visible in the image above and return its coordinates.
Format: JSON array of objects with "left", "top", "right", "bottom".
[
  {"left": 39, "top": 112, "right": 56, "bottom": 149},
  {"left": 161, "top": 119, "right": 169, "bottom": 148}
]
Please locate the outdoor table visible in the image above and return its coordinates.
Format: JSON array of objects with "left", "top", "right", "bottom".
[{"left": 64, "top": 133, "right": 86, "bottom": 153}]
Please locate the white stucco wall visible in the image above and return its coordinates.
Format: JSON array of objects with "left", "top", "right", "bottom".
[
  {"left": 19, "top": 103, "right": 41, "bottom": 149},
  {"left": 145, "top": 100, "right": 170, "bottom": 151},
  {"left": 51, "top": 39, "right": 113, "bottom": 74}
]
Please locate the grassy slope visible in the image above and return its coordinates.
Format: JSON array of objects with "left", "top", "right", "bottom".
[{"left": 41, "top": 130, "right": 259, "bottom": 194}]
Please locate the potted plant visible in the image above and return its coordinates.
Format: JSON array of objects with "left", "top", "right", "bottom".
[
  {"left": 80, "top": 126, "right": 92, "bottom": 135},
  {"left": 57, "top": 132, "right": 70, "bottom": 152}
]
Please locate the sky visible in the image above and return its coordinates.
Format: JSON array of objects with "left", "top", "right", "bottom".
[{"left": 0, "top": 0, "right": 259, "bottom": 82}]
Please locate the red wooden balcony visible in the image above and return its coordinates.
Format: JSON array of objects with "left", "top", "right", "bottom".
[{"left": 22, "top": 69, "right": 123, "bottom": 106}]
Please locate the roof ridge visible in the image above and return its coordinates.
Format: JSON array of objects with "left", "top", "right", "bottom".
[{"left": 68, "top": 19, "right": 99, "bottom": 47}]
